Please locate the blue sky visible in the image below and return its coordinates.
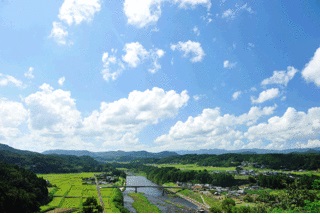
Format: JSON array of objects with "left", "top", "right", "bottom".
[{"left": 1, "top": 0, "right": 320, "bottom": 152}]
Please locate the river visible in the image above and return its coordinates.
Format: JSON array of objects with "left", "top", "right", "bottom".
[{"left": 123, "top": 175, "right": 199, "bottom": 213}]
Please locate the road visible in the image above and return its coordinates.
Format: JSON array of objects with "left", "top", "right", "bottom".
[{"left": 94, "top": 176, "right": 105, "bottom": 212}]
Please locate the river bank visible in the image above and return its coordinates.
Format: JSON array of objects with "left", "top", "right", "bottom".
[{"left": 123, "top": 175, "right": 199, "bottom": 213}]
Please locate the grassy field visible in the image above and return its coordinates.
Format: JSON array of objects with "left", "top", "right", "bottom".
[
  {"left": 38, "top": 172, "right": 111, "bottom": 213},
  {"left": 155, "top": 163, "right": 236, "bottom": 171},
  {"left": 100, "top": 188, "right": 121, "bottom": 213},
  {"left": 128, "top": 192, "right": 160, "bottom": 213}
]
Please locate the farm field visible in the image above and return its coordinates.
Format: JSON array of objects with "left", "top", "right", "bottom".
[
  {"left": 38, "top": 173, "right": 103, "bottom": 213},
  {"left": 155, "top": 163, "right": 236, "bottom": 171},
  {"left": 100, "top": 188, "right": 121, "bottom": 213}
]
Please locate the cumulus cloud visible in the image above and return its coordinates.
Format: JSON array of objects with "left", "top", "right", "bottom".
[
  {"left": 24, "top": 83, "right": 81, "bottom": 134},
  {"left": 101, "top": 50, "right": 125, "bottom": 81},
  {"left": 155, "top": 105, "right": 276, "bottom": 151},
  {"left": 102, "top": 42, "right": 165, "bottom": 81},
  {"left": 0, "top": 73, "right": 24, "bottom": 88},
  {"left": 301, "top": 47, "right": 320, "bottom": 87},
  {"left": 171, "top": 40, "right": 205, "bottom": 62},
  {"left": 122, "top": 42, "right": 149, "bottom": 67},
  {"left": 123, "top": 0, "right": 162, "bottom": 28},
  {"left": 261, "top": 66, "right": 298, "bottom": 86},
  {"left": 0, "top": 99, "right": 27, "bottom": 139},
  {"left": 50, "top": 0, "right": 101, "bottom": 45},
  {"left": 58, "top": 0, "right": 101, "bottom": 25},
  {"left": 0, "top": 86, "right": 190, "bottom": 151},
  {"left": 123, "top": 0, "right": 211, "bottom": 28},
  {"left": 223, "top": 60, "right": 236, "bottom": 69},
  {"left": 251, "top": 88, "right": 280, "bottom": 104},
  {"left": 245, "top": 107, "right": 320, "bottom": 149},
  {"left": 58, "top": 77, "right": 66, "bottom": 86},
  {"left": 82, "top": 87, "right": 189, "bottom": 150},
  {"left": 232, "top": 91, "right": 242, "bottom": 100},
  {"left": 24, "top": 67, "right": 35, "bottom": 79}
]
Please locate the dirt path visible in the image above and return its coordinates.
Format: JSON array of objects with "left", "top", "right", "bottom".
[
  {"left": 166, "top": 188, "right": 210, "bottom": 212},
  {"left": 200, "top": 195, "right": 210, "bottom": 209},
  {"left": 95, "top": 176, "right": 105, "bottom": 212}
]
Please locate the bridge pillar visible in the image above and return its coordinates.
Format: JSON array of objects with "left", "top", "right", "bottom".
[{"left": 135, "top": 187, "right": 137, "bottom": 193}]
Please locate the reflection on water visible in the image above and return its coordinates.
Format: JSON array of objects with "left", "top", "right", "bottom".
[{"left": 123, "top": 175, "right": 198, "bottom": 213}]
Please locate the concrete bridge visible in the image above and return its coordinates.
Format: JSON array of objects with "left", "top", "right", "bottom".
[{"left": 99, "top": 185, "right": 187, "bottom": 196}]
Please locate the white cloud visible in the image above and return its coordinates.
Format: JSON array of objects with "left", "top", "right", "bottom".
[
  {"left": 245, "top": 107, "right": 320, "bottom": 149},
  {"left": 58, "top": 0, "right": 101, "bottom": 25},
  {"left": 193, "top": 26, "right": 200, "bottom": 36},
  {"left": 174, "top": 0, "right": 211, "bottom": 10},
  {"left": 49, "top": 22, "right": 70, "bottom": 45},
  {"left": 82, "top": 87, "right": 189, "bottom": 150},
  {"left": 148, "top": 49, "right": 165, "bottom": 73},
  {"left": 123, "top": 0, "right": 162, "bottom": 28},
  {"left": 261, "top": 66, "right": 298, "bottom": 86},
  {"left": 201, "top": 12, "right": 213, "bottom": 24},
  {"left": 24, "top": 83, "right": 81, "bottom": 134},
  {"left": 222, "top": 9, "right": 235, "bottom": 19},
  {"left": 0, "top": 99, "right": 27, "bottom": 139},
  {"left": 299, "top": 140, "right": 320, "bottom": 149},
  {"left": 232, "top": 91, "right": 242, "bottom": 100},
  {"left": 58, "top": 76, "right": 66, "bottom": 86},
  {"left": 222, "top": 3, "right": 254, "bottom": 20},
  {"left": 24, "top": 67, "right": 35, "bottom": 79},
  {"left": 0, "top": 73, "right": 23, "bottom": 88},
  {"left": 223, "top": 60, "right": 236, "bottom": 69},
  {"left": 122, "top": 42, "right": 149, "bottom": 67},
  {"left": 101, "top": 50, "right": 125, "bottom": 81},
  {"left": 171, "top": 40, "right": 205, "bottom": 62},
  {"left": 123, "top": 0, "right": 211, "bottom": 28},
  {"left": 301, "top": 47, "right": 320, "bottom": 87},
  {"left": 50, "top": 0, "right": 101, "bottom": 45},
  {"left": 155, "top": 105, "right": 276, "bottom": 151},
  {"left": 102, "top": 43, "right": 165, "bottom": 81},
  {"left": 1, "top": 86, "right": 189, "bottom": 152},
  {"left": 251, "top": 88, "right": 280, "bottom": 104},
  {"left": 247, "top": 42, "right": 255, "bottom": 50}
]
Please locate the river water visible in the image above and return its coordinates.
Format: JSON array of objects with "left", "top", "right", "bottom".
[{"left": 123, "top": 175, "right": 198, "bottom": 213}]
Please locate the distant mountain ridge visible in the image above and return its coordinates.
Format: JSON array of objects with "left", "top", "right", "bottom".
[
  {"left": 42, "top": 149, "right": 178, "bottom": 161},
  {"left": 175, "top": 147, "right": 320, "bottom": 155},
  {"left": 0, "top": 143, "right": 37, "bottom": 155}
]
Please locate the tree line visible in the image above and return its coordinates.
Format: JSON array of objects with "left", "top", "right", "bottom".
[
  {"left": 114, "top": 163, "right": 236, "bottom": 186},
  {"left": 135, "top": 153, "right": 320, "bottom": 170}
]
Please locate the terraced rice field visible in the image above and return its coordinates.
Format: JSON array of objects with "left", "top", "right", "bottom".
[{"left": 38, "top": 173, "right": 103, "bottom": 212}]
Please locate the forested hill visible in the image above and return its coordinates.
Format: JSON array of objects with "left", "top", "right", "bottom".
[
  {"left": 42, "top": 149, "right": 178, "bottom": 161},
  {"left": 0, "top": 161, "right": 49, "bottom": 212},
  {"left": 150, "top": 153, "right": 320, "bottom": 170},
  {"left": 0, "top": 144, "right": 106, "bottom": 173},
  {"left": 0, "top": 143, "right": 37, "bottom": 155},
  {"left": 175, "top": 147, "right": 320, "bottom": 155}
]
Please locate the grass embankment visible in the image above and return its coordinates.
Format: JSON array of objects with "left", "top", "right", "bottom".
[{"left": 128, "top": 192, "right": 160, "bottom": 213}]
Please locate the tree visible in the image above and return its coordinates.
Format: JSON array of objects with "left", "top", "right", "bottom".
[
  {"left": 221, "top": 198, "right": 235, "bottom": 213},
  {"left": 82, "top": 197, "right": 103, "bottom": 213}
]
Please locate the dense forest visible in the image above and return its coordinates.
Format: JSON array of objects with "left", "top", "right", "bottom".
[
  {"left": 136, "top": 153, "right": 320, "bottom": 170},
  {"left": 0, "top": 161, "right": 49, "bottom": 212}
]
